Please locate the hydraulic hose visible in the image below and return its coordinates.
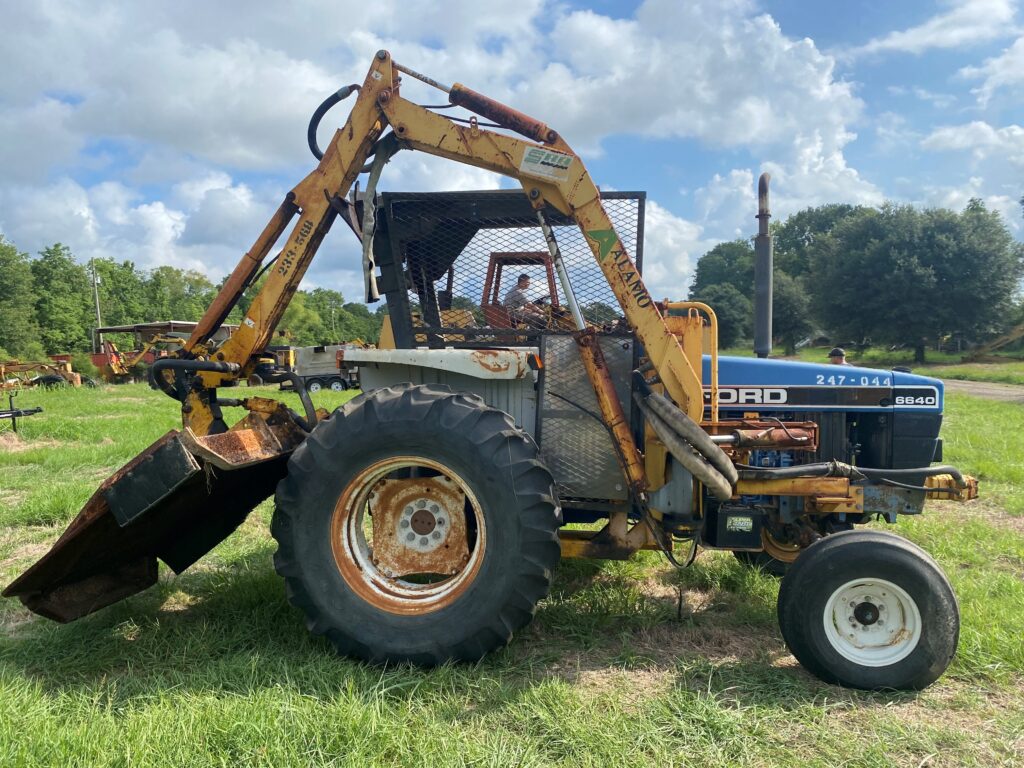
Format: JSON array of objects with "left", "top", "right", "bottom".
[
  {"left": 307, "top": 84, "right": 360, "bottom": 160},
  {"left": 632, "top": 373, "right": 738, "bottom": 487},
  {"left": 735, "top": 460, "right": 967, "bottom": 488},
  {"left": 150, "top": 359, "right": 241, "bottom": 400},
  {"left": 635, "top": 397, "right": 733, "bottom": 501},
  {"left": 283, "top": 372, "right": 318, "bottom": 432}
]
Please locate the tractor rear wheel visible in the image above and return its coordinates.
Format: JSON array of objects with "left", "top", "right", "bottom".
[
  {"left": 777, "top": 530, "right": 958, "bottom": 690},
  {"left": 272, "top": 383, "right": 562, "bottom": 665}
]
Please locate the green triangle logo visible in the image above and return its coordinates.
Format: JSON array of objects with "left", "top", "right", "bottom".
[{"left": 587, "top": 229, "right": 618, "bottom": 261}]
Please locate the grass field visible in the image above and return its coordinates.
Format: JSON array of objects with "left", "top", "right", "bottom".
[
  {"left": 721, "top": 345, "right": 1024, "bottom": 386},
  {"left": 1, "top": 384, "right": 1022, "bottom": 766}
]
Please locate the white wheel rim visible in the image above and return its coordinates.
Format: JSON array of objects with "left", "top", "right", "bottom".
[
  {"left": 330, "top": 381, "right": 344, "bottom": 391},
  {"left": 823, "top": 578, "right": 922, "bottom": 667},
  {"left": 308, "top": 381, "right": 321, "bottom": 392}
]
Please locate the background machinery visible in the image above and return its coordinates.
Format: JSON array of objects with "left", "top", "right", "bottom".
[
  {"left": 4, "top": 53, "right": 977, "bottom": 691},
  {"left": 1, "top": 358, "right": 91, "bottom": 389}
]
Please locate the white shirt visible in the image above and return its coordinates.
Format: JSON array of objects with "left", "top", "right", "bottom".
[{"left": 504, "top": 285, "right": 532, "bottom": 310}]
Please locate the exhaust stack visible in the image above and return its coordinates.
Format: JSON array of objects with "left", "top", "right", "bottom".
[{"left": 753, "top": 173, "right": 773, "bottom": 359}]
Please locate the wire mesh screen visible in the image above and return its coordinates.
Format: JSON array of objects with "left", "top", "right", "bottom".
[
  {"left": 379, "top": 191, "right": 644, "bottom": 344},
  {"left": 538, "top": 335, "right": 635, "bottom": 500}
]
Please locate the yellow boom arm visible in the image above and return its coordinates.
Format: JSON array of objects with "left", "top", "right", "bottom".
[{"left": 179, "top": 51, "right": 702, "bottom": 434}]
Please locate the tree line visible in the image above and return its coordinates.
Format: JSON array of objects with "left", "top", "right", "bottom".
[
  {"left": 0, "top": 240, "right": 385, "bottom": 364},
  {"left": 689, "top": 199, "right": 1024, "bottom": 361}
]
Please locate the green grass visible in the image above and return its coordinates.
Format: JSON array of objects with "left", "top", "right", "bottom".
[
  {"left": 721, "top": 344, "right": 1024, "bottom": 385},
  {"left": 924, "top": 361, "right": 1024, "bottom": 386},
  {"left": 1, "top": 384, "right": 1022, "bottom": 766}
]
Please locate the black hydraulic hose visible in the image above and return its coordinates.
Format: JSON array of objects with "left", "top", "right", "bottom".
[
  {"left": 735, "top": 461, "right": 860, "bottom": 481},
  {"left": 150, "top": 359, "right": 241, "bottom": 399},
  {"left": 636, "top": 397, "right": 733, "bottom": 501},
  {"left": 855, "top": 464, "right": 966, "bottom": 486},
  {"left": 307, "top": 84, "right": 360, "bottom": 160},
  {"left": 632, "top": 372, "right": 738, "bottom": 487},
  {"left": 736, "top": 460, "right": 967, "bottom": 489},
  {"left": 879, "top": 478, "right": 960, "bottom": 493},
  {"left": 283, "top": 372, "right": 318, "bottom": 432}
]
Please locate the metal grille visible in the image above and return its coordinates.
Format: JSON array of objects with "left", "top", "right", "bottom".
[
  {"left": 538, "top": 335, "right": 635, "bottom": 501},
  {"left": 378, "top": 191, "right": 644, "bottom": 344}
]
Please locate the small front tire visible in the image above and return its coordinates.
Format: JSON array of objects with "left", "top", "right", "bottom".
[{"left": 777, "top": 530, "right": 958, "bottom": 690}]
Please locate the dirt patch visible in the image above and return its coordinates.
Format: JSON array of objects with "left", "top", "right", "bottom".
[
  {"left": 106, "top": 397, "right": 147, "bottom": 404},
  {"left": 0, "top": 609, "right": 38, "bottom": 637},
  {"left": 0, "top": 541, "right": 50, "bottom": 571},
  {"left": 0, "top": 489, "right": 28, "bottom": 508},
  {"left": 936, "top": 498, "right": 1024, "bottom": 536},
  {"left": 780, "top": 683, "right": 1024, "bottom": 767},
  {"left": 0, "top": 433, "right": 63, "bottom": 453},
  {"left": 943, "top": 379, "right": 1024, "bottom": 403}
]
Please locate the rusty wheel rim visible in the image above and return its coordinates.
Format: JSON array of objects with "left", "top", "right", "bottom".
[
  {"left": 330, "top": 455, "right": 486, "bottom": 615},
  {"left": 762, "top": 529, "right": 802, "bottom": 563}
]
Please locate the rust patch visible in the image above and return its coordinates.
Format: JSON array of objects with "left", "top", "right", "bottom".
[
  {"left": 370, "top": 476, "right": 469, "bottom": 578},
  {"left": 470, "top": 349, "right": 513, "bottom": 375}
]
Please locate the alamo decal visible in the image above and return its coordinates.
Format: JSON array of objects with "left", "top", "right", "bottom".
[
  {"left": 586, "top": 228, "right": 653, "bottom": 308},
  {"left": 519, "top": 147, "right": 573, "bottom": 181}
]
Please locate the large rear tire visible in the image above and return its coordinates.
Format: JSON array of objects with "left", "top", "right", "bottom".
[
  {"left": 777, "top": 530, "right": 959, "bottom": 690},
  {"left": 272, "top": 383, "right": 562, "bottom": 665}
]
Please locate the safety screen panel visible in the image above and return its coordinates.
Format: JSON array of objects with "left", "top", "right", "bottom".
[
  {"left": 377, "top": 191, "right": 644, "bottom": 346},
  {"left": 538, "top": 334, "right": 635, "bottom": 501}
]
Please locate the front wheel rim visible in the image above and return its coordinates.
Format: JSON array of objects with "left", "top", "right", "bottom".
[{"left": 823, "top": 578, "right": 922, "bottom": 667}]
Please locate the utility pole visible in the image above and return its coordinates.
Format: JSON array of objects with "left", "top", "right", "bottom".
[{"left": 91, "top": 259, "right": 103, "bottom": 353}]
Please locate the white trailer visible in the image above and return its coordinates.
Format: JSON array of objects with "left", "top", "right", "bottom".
[{"left": 292, "top": 344, "right": 361, "bottom": 392}]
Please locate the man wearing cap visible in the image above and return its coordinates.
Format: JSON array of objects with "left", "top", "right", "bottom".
[
  {"left": 504, "top": 273, "right": 546, "bottom": 326},
  {"left": 828, "top": 347, "right": 851, "bottom": 365}
]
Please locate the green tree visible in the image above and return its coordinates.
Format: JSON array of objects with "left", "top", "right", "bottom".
[
  {"left": 305, "top": 287, "right": 347, "bottom": 341},
  {"left": 145, "top": 266, "right": 217, "bottom": 321},
  {"left": 278, "top": 291, "right": 326, "bottom": 346},
  {"left": 772, "top": 272, "right": 813, "bottom": 355},
  {"left": 808, "top": 201, "right": 1023, "bottom": 362},
  {"left": 93, "top": 258, "right": 147, "bottom": 327},
  {"left": 773, "top": 204, "right": 868, "bottom": 278},
  {"left": 31, "top": 243, "right": 92, "bottom": 353},
  {"left": 582, "top": 301, "right": 620, "bottom": 324},
  {"left": 689, "top": 240, "right": 754, "bottom": 296},
  {"left": 0, "top": 237, "right": 40, "bottom": 357},
  {"left": 691, "top": 283, "right": 752, "bottom": 348}
]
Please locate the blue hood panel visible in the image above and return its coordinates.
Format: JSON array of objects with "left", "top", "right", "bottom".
[{"left": 701, "top": 356, "right": 944, "bottom": 414}]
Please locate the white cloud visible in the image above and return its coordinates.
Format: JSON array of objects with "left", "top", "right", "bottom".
[
  {"left": 5, "top": 0, "right": 993, "bottom": 314},
  {"left": 921, "top": 121, "right": 1024, "bottom": 165},
  {"left": 848, "top": 0, "right": 1018, "bottom": 57},
  {"left": 763, "top": 131, "right": 883, "bottom": 219},
  {"left": 694, "top": 170, "right": 756, "bottom": 237},
  {"left": 959, "top": 35, "right": 1024, "bottom": 104},
  {"left": 919, "top": 176, "right": 1022, "bottom": 234},
  {"left": 641, "top": 201, "right": 714, "bottom": 299}
]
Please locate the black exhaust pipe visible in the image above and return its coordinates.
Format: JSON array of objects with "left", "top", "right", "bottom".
[{"left": 753, "top": 173, "right": 773, "bottom": 358}]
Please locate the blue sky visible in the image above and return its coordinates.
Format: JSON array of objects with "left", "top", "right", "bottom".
[{"left": 0, "top": 0, "right": 1021, "bottom": 302}]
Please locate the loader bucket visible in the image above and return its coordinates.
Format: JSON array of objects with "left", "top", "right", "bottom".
[{"left": 3, "top": 418, "right": 304, "bottom": 622}]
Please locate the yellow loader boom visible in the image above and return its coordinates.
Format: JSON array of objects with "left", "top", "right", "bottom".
[{"left": 175, "top": 50, "right": 702, "bottom": 434}]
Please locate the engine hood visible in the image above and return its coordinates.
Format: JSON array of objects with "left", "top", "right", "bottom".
[{"left": 700, "top": 355, "right": 943, "bottom": 414}]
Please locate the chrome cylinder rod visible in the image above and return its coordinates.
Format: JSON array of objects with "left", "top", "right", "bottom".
[{"left": 537, "top": 210, "right": 586, "bottom": 330}]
